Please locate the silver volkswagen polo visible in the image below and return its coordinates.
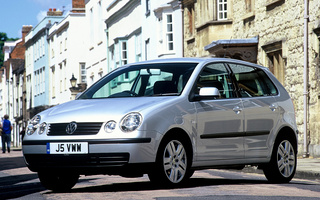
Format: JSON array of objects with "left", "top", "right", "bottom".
[{"left": 23, "top": 58, "right": 298, "bottom": 191}]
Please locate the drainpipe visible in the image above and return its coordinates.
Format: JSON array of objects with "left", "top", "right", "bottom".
[
  {"left": 179, "top": 0, "right": 184, "bottom": 57},
  {"left": 303, "top": 0, "right": 309, "bottom": 158}
]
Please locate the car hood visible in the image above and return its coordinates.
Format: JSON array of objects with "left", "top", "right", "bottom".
[{"left": 39, "top": 97, "right": 178, "bottom": 123}]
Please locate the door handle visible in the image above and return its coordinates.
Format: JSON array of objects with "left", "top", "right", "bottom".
[
  {"left": 269, "top": 104, "right": 277, "bottom": 112},
  {"left": 233, "top": 106, "right": 242, "bottom": 114}
]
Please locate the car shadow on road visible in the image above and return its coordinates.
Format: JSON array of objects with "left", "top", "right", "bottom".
[
  {"left": 0, "top": 155, "right": 27, "bottom": 171},
  {"left": 46, "top": 177, "right": 269, "bottom": 194}
]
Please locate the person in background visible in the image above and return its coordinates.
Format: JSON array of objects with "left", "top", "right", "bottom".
[
  {"left": 20, "top": 127, "right": 26, "bottom": 140},
  {"left": 2, "top": 114, "right": 12, "bottom": 153}
]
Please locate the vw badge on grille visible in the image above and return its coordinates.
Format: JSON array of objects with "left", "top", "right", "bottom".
[{"left": 66, "top": 122, "right": 77, "bottom": 134}]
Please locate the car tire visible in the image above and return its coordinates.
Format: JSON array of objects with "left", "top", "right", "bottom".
[
  {"left": 263, "top": 134, "right": 297, "bottom": 183},
  {"left": 148, "top": 136, "right": 192, "bottom": 186},
  {"left": 38, "top": 172, "right": 79, "bottom": 192}
]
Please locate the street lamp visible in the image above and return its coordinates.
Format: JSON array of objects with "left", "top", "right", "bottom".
[
  {"left": 70, "top": 74, "right": 77, "bottom": 88},
  {"left": 69, "top": 74, "right": 87, "bottom": 100}
]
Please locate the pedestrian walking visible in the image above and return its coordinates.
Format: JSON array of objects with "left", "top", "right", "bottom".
[{"left": 1, "top": 114, "right": 12, "bottom": 153}]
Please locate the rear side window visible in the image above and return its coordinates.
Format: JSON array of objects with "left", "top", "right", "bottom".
[{"left": 228, "top": 63, "right": 278, "bottom": 97}]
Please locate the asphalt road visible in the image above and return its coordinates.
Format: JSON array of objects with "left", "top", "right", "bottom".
[{"left": 1, "top": 151, "right": 320, "bottom": 200}]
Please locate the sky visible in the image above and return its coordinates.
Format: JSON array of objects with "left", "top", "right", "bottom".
[{"left": 0, "top": 0, "right": 72, "bottom": 39}]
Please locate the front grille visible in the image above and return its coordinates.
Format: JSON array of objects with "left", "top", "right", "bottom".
[{"left": 48, "top": 122, "right": 103, "bottom": 136}]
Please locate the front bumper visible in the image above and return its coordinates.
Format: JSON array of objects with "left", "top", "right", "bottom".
[{"left": 22, "top": 138, "right": 155, "bottom": 175}]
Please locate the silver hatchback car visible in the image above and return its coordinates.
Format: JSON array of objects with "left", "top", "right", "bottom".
[{"left": 23, "top": 58, "right": 298, "bottom": 191}]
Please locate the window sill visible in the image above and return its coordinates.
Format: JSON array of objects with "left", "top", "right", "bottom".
[
  {"left": 242, "top": 12, "right": 255, "bottom": 22},
  {"left": 158, "top": 52, "right": 176, "bottom": 57},
  {"left": 266, "top": 0, "right": 285, "bottom": 10},
  {"left": 186, "top": 37, "right": 195, "bottom": 44}
]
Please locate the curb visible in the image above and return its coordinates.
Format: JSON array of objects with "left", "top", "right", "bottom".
[{"left": 242, "top": 165, "right": 320, "bottom": 181}]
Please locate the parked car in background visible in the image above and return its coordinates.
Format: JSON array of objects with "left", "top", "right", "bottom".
[{"left": 22, "top": 58, "right": 298, "bottom": 191}]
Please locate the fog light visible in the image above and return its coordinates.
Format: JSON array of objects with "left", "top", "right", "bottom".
[{"left": 105, "top": 121, "right": 116, "bottom": 133}]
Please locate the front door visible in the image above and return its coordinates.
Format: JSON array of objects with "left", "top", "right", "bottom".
[{"left": 194, "top": 63, "right": 245, "bottom": 161}]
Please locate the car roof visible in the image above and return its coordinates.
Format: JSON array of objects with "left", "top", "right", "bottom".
[{"left": 126, "top": 57, "right": 267, "bottom": 71}]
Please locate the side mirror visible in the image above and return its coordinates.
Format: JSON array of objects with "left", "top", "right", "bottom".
[
  {"left": 193, "top": 87, "right": 220, "bottom": 101},
  {"left": 199, "top": 87, "right": 220, "bottom": 97}
]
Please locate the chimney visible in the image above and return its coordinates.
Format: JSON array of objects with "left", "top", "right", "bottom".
[
  {"left": 22, "top": 25, "right": 32, "bottom": 40},
  {"left": 71, "top": 0, "right": 85, "bottom": 13},
  {"left": 47, "top": 8, "right": 63, "bottom": 16}
]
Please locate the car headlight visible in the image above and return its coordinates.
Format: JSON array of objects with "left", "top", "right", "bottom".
[
  {"left": 27, "top": 115, "right": 41, "bottom": 135},
  {"left": 120, "top": 112, "right": 142, "bottom": 132}
]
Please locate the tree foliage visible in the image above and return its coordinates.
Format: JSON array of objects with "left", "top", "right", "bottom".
[{"left": 0, "top": 32, "right": 19, "bottom": 68}]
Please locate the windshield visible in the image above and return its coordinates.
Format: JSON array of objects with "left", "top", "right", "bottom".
[{"left": 78, "top": 62, "right": 197, "bottom": 99}]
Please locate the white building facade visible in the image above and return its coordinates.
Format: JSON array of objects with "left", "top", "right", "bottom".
[
  {"left": 85, "top": 0, "right": 109, "bottom": 87},
  {"left": 25, "top": 11, "right": 65, "bottom": 119},
  {"left": 48, "top": 11, "right": 87, "bottom": 104},
  {"left": 143, "top": 0, "right": 184, "bottom": 60},
  {"left": 105, "top": 0, "right": 183, "bottom": 73}
]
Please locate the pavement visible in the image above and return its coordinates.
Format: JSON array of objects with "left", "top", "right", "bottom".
[{"left": 1, "top": 148, "right": 319, "bottom": 181}]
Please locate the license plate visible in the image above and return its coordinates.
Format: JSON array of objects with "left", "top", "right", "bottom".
[{"left": 47, "top": 142, "right": 88, "bottom": 154}]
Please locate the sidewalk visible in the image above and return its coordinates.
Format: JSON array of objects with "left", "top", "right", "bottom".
[
  {"left": 295, "top": 157, "right": 320, "bottom": 180},
  {"left": 1, "top": 148, "right": 320, "bottom": 181}
]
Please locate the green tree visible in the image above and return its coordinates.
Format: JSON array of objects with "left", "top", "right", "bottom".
[{"left": 0, "top": 32, "right": 19, "bottom": 68}]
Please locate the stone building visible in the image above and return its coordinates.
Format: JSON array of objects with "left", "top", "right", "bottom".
[{"left": 183, "top": 0, "right": 320, "bottom": 157}]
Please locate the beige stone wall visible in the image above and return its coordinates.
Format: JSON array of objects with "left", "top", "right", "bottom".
[
  {"left": 232, "top": 0, "right": 320, "bottom": 157},
  {"left": 183, "top": 0, "right": 233, "bottom": 58},
  {"left": 183, "top": 0, "right": 320, "bottom": 157}
]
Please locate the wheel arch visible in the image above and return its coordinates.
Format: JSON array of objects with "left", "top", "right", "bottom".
[
  {"left": 157, "top": 127, "right": 194, "bottom": 163},
  {"left": 275, "top": 126, "right": 298, "bottom": 150}
]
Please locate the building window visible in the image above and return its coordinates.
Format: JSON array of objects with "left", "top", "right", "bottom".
[
  {"left": 217, "top": 0, "right": 227, "bottom": 20},
  {"left": 90, "top": 8, "right": 94, "bottom": 45},
  {"left": 267, "top": 51, "right": 285, "bottom": 85},
  {"left": 59, "top": 64, "right": 63, "bottom": 93},
  {"left": 65, "top": 38, "right": 67, "bottom": 51},
  {"left": 98, "top": 69, "right": 103, "bottom": 78},
  {"left": 136, "top": 34, "right": 142, "bottom": 62},
  {"left": 166, "top": 14, "right": 174, "bottom": 51},
  {"left": 52, "top": 66, "right": 55, "bottom": 98},
  {"left": 145, "top": 39, "right": 150, "bottom": 60},
  {"left": 64, "top": 61, "right": 67, "bottom": 91},
  {"left": 313, "top": 28, "right": 320, "bottom": 80},
  {"left": 121, "top": 41, "right": 127, "bottom": 65},
  {"left": 187, "top": 5, "right": 195, "bottom": 37},
  {"left": 80, "top": 63, "right": 87, "bottom": 83},
  {"left": 262, "top": 41, "right": 285, "bottom": 86},
  {"left": 146, "top": 0, "right": 150, "bottom": 15},
  {"left": 98, "top": 1, "right": 103, "bottom": 43}
]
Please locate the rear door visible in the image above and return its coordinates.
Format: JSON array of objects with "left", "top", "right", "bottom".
[{"left": 228, "top": 63, "right": 280, "bottom": 159}]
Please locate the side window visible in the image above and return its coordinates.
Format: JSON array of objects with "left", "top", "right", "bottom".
[
  {"left": 196, "top": 63, "right": 235, "bottom": 98},
  {"left": 228, "top": 63, "right": 278, "bottom": 97}
]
